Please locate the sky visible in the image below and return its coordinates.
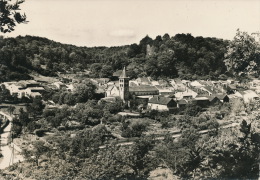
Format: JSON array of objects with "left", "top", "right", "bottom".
[{"left": 6, "top": 0, "right": 260, "bottom": 47}]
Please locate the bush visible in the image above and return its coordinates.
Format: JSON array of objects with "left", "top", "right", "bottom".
[
  {"left": 27, "top": 121, "right": 41, "bottom": 132},
  {"left": 34, "top": 129, "right": 46, "bottom": 137},
  {"left": 107, "top": 114, "right": 122, "bottom": 123},
  {"left": 121, "top": 120, "right": 147, "bottom": 138}
]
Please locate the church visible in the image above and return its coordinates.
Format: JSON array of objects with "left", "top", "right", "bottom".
[
  {"left": 105, "top": 67, "right": 159, "bottom": 103},
  {"left": 105, "top": 67, "right": 129, "bottom": 103}
]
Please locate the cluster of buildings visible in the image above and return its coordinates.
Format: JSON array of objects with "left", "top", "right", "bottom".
[
  {"left": 104, "top": 68, "right": 260, "bottom": 112},
  {"left": 1, "top": 78, "right": 76, "bottom": 100},
  {"left": 1, "top": 80, "right": 45, "bottom": 99},
  {"left": 1, "top": 67, "right": 260, "bottom": 113}
]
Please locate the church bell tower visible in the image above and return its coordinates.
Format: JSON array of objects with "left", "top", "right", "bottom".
[{"left": 119, "top": 67, "right": 129, "bottom": 102}]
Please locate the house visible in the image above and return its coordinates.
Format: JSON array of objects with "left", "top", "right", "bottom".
[
  {"left": 182, "top": 80, "right": 191, "bottom": 87},
  {"left": 177, "top": 99, "right": 189, "bottom": 109},
  {"left": 129, "top": 80, "right": 139, "bottom": 86},
  {"left": 155, "top": 85, "right": 175, "bottom": 95},
  {"left": 175, "top": 89, "right": 197, "bottom": 100},
  {"left": 207, "top": 95, "right": 221, "bottom": 105},
  {"left": 190, "top": 80, "right": 204, "bottom": 88},
  {"left": 192, "top": 97, "right": 210, "bottom": 107},
  {"left": 148, "top": 96, "right": 177, "bottom": 112},
  {"left": 106, "top": 85, "right": 120, "bottom": 97},
  {"left": 52, "top": 82, "right": 67, "bottom": 89},
  {"left": 136, "top": 77, "right": 151, "bottom": 85},
  {"left": 200, "top": 86, "right": 214, "bottom": 96},
  {"left": 7, "top": 84, "right": 25, "bottom": 98},
  {"left": 234, "top": 91, "right": 246, "bottom": 98},
  {"left": 215, "top": 94, "right": 229, "bottom": 103},
  {"left": 2, "top": 80, "right": 43, "bottom": 99},
  {"left": 25, "top": 87, "right": 45, "bottom": 98},
  {"left": 243, "top": 90, "right": 259, "bottom": 103},
  {"left": 22, "top": 80, "right": 40, "bottom": 87},
  {"left": 226, "top": 84, "right": 237, "bottom": 94},
  {"left": 30, "top": 92, "right": 42, "bottom": 98},
  {"left": 234, "top": 90, "right": 259, "bottom": 103},
  {"left": 158, "top": 80, "right": 170, "bottom": 87},
  {"left": 129, "top": 86, "right": 159, "bottom": 96},
  {"left": 172, "top": 78, "right": 183, "bottom": 85},
  {"left": 151, "top": 81, "right": 160, "bottom": 86}
]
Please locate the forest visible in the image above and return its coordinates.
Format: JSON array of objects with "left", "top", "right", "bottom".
[
  {"left": 0, "top": 33, "right": 230, "bottom": 81},
  {"left": 1, "top": 30, "right": 259, "bottom": 82}
]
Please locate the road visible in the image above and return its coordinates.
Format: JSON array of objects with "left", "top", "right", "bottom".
[{"left": 0, "top": 111, "right": 24, "bottom": 169}]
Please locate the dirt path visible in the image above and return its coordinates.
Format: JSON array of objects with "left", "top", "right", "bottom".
[{"left": 0, "top": 111, "right": 24, "bottom": 169}]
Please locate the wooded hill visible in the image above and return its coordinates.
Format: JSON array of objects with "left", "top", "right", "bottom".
[{"left": 0, "top": 33, "right": 232, "bottom": 81}]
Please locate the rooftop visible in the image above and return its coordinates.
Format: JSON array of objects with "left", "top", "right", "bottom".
[
  {"left": 149, "top": 96, "right": 174, "bottom": 105},
  {"left": 129, "top": 86, "right": 158, "bottom": 92}
]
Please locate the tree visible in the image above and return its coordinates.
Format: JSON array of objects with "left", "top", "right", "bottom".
[
  {"left": 89, "top": 63, "right": 102, "bottom": 77},
  {"left": 74, "top": 80, "right": 97, "bottom": 103},
  {"left": 7, "top": 105, "right": 15, "bottom": 115},
  {"left": 203, "top": 120, "right": 260, "bottom": 179},
  {"left": 100, "top": 64, "right": 113, "bottom": 78},
  {"left": 27, "top": 96, "right": 45, "bottom": 118},
  {"left": 224, "top": 29, "right": 260, "bottom": 76},
  {"left": 31, "top": 140, "right": 50, "bottom": 166},
  {"left": 0, "top": 0, "right": 27, "bottom": 33},
  {"left": 104, "top": 98, "right": 123, "bottom": 114},
  {"left": 19, "top": 108, "right": 30, "bottom": 126},
  {"left": 84, "top": 136, "right": 157, "bottom": 179},
  {"left": 11, "top": 117, "right": 22, "bottom": 138}
]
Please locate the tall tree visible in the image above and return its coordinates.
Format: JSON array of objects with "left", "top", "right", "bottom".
[
  {"left": 0, "top": 0, "right": 27, "bottom": 33},
  {"left": 224, "top": 29, "right": 260, "bottom": 76},
  {"left": 74, "top": 80, "right": 97, "bottom": 103}
]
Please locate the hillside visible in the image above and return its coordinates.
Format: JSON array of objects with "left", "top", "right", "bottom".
[{"left": 0, "top": 34, "right": 229, "bottom": 81}]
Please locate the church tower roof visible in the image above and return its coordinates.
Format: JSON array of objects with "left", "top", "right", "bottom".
[{"left": 120, "top": 67, "right": 128, "bottom": 78}]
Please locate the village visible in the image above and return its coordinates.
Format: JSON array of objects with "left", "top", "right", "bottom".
[
  {"left": 0, "top": 0, "right": 259, "bottom": 178},
  {"left": 1, "top": 67, "right": 260, "bottom": 114}
]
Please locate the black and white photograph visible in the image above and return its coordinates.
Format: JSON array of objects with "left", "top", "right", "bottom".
[{"left": 0, "top": 0, "right": 259, "bottom": 179}]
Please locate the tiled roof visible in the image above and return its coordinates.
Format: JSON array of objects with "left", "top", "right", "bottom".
[
  {"left": 238, "top": 91, "right": 246, "bottom": 95},
  {"left": 137, "top": 77, "right": 150, "bottom": 83},
  {"left": 178, "top": 99, "right": 188, "bottom": 105},
  {"left": 107, "top": 85, "right": 118, "bottom": 91},
  {"left": 174, "top": 78, "right": 182, "bottom": 84},
  {"left": 203, "top": 86, "right": 214, "bottom": 92},
  {"left": 194, "top": 97, "right": 209, "bottom": 101},
  {"left": 207, "top": 95, "right": 219, "bottom": 101},
  {"left": 228, "top": 84, "right": 237, "bottom": 90},
  {"left": 129, "top": 86, "right": 158, "bottom": 92},
  {"left": 215, "top": 94, "right": 228, "bottom": 100},
  {"left": 149, "top": 96, "right": 173, "bottom": 105}
]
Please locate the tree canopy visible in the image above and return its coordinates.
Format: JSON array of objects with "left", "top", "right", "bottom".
[
  {"left": 224, "top": 29, "right": 260, "bottom": 77},
  {"left": 0, "top": 0, "right": 27, "bottom": 33}
]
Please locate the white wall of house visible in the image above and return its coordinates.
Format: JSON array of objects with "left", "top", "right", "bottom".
[
  {"left": 175, "top": 89, "right": 197, "bottom": 100},
  {"left": 148, "top": 103, "right": 169, "bottom": 111},
  {"left": 243, "top": 93, "right": 259, "bottom": 103},
  {"left": 234, "top": 92, "right": 243, "bottom": 98},
  {"left": 106, "top": 86, "right": 120, "bottom": 97}
]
